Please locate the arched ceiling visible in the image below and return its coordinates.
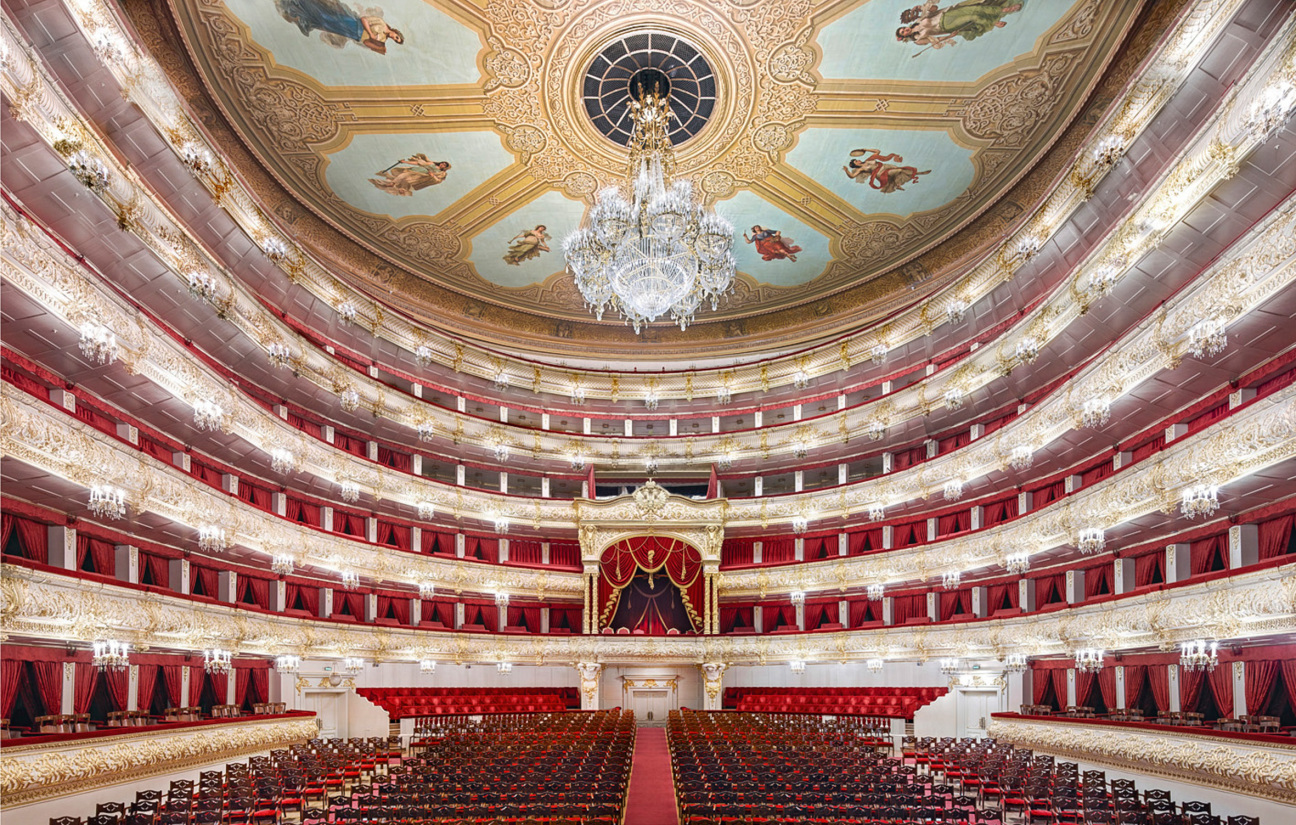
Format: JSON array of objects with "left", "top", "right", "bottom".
[{"left": 159, "top": 0, "right": 1150, "bottom": 359}]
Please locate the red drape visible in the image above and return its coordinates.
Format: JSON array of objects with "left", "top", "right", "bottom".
[
  {"left": 236, "top": 668, "right": 252, "bottom": 707},
  {"left": 1179, "top": 667, "right": 1205, "bottom": 713},
  {"left": 1208, "top": 665, "right": 1234, "bottom": 719},
  {"left": 145, "top": 552, "right": 170, "bottom": 588},
  {"left": 1148, "top": 665, "right": 1170, "bottom": 712},
  {"left": 163, "top": 665, "right": 185, "bottom": 708},
  {"left": 762, "top": 604, "right": 797, "bottom": 631},
  {"left": 1246, "top": 660, "right": 1279, "bottom": 717},
  {"left": 1190, "top": 535, "right": 1223, "bottom": 576},
  {"left": 1074, "top": 670, "right": 1095, "bottom": 709},
  {"left": 298, "top": 586, "right": 320, "bottom": 615},
  {"left": 598, "top": 537, "right": 703, "bottom": 630},
  {"left": 1085, "top": 564, "right": 1113, "bottom": 598},
  {"left": 1123, "top": 665, "right": 1145, "bottom": 708},
  {"left": 210, "top": 671, "right": 228, "bottom": 706},
  {"left": 136, "top": 665, "right": 159, "bottom": 715},
  {"left": 1033, "top": 669, "right": 1052, "bottom": 705},
  {"left": 1259, "top": 514, "right": 1294, "bottom": 559},
  {"left": 1097, "top": 667, "right": 1117, "bottom": 711},
  {"left": 251, "top": 669, "right": 268, "bottom": 706},
  {"left": 1051, "top": 669, "right": 1070, "bottom": 709},
  {"left": 1281, "top": 660, "right": 1296, "bottom": 712},
  {"left": 188, "top": 666, "right": 204, "bottom": 706},
  {"left": 510, "top": 541, "right": 543, "bottom": 565},
  {"left": 549, "top": 542, "right": 580, "bottom": 568},
  {"left": 33, "top": 661, "right": 63, "bottom": 716},
  {"left": 939, "top": 591, "right": 959, "bottom": 621},
  {"left": 14, "top": 517, "right": 49, "bottom": 564},
  {"left": 73, "top": 664, "right": 98, "bottom": 714},
  {"left": 105, "top": 666, "right": 131, "bottom": 711},
  {"left": 762, "top": 538, "right": 795, "bottom": 564},
  {"left": 0, "top": 659, "right": 22, "bottom": 718},
  {"left": 1134, "top": 552, "right": 1163, "bottom": 587}
]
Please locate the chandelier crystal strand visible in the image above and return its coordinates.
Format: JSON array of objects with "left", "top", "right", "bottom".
[
  {"left": 1075, "top": 648, "right": 1104, "bottom": 673},
  {"left": 1003, "top": 653, "right": 1028, "bottom": 674},
  {"left": 79, "top": 321, "right": 119, "bottom": 365},
  {"left": 941, "top": 570, "right": 961, "bottom": 589},
  {"left": 270, "top": 448, "right": 294, "bottom": 474},
  {"left": 1179, "top": 640, "right": 1219, "bottom": 672},
  {"left": 204, "top": 648, "right": 232, "bottom": 675},
  {"left": 1005, "top": 552, "right": 1031, "bottom": 575},
  {"left": 866, "top": 658, "right": 884, "bottom": 673},
  {"left": 88, "top": 484, "right": 127, "bottom": 520},
  {"left": 867, "top": 584, "right": 884, "bottom": 601},
  {"left": 93, "top": 640, "right": 130, "bottom": 672},
  {"left": 192, "top": 399, "right": 224, "bottom": 432},
  {"left": 566, "top": 72, "right": 735, "bottom": 332},
  {"left": 271, "top": 554, "right": 294, "bottom": 576},
  {"left": 275, "top": 654, "right": 300, "bottom": 673},
  {"left": 419, "top": 582, "right": 436, "bottom": 601},
  {"left": 1077, "top": 527, "right": 1106, "bottom": 554},
  {"left": 1181, "top": 484, "right": 1220, "bottom": 519}
]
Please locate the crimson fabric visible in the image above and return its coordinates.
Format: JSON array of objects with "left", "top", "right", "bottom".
[
  {"left": 892, "top": 594, "right": 923, "bottom": 624},
  {"left": 508, "top": 605, "right": 543, "bottom": 630},
  {"left": 298, "top": 586, "right": 320, "bottom": 615},
  {"left": 1051, "top": 669, "right": 1069, "bottom": 709},
  {"left": 849, "top": 600, "right": 880, "bottom": 626},
  {"left": 422, "top": 600, "right": 454, "bottom": 627},
  {"left": 236, "top": 668, "right": 251, "bottom": 707},
  {"left": 1074, "top": 670, "right": 1095, "bottom": 710},
  {"left": 1187, "top": 403, "right": 1229, "bottom": 434},
  {"left": 598, "top": 537, "right": 703, "bottom": 630},
  {"left": 1134, "top": 552, "right": 1163, "bottom": 587},
  {"left": 549, "top": 542, "right": 581, "bottom": 568},
  {"left": 804, "top": 536, "right": 831, "bottom": 560},
  {"left": 1257, "top": 366, "right": 1296, "bottom": 397},
  {"left": 1259, "top": 514, "right": 1294, "bottom": 559},
  {"left": 377, "top": 447, "right": 411, "bottom": 472},
  {"left": 163, "top": 665, "right": 185, "bottom": 708},
  {"left": 209, "top": 670, "right": 227, "bottom": 705},
  {"left": 144, "top": 552, "right": 169, "bottom": 588},
  {"left": 625, "top": 726, "right": 678, "bottom": 825},
  {"left": 0, "top": 659, "right": 22, "bottom": 718},
  {"left": 1131, "top": 435, "right": 1165, "bottom": 461},
  {"left": 763, "top": 538, "right": 795, "bottom": 564},
  {"left": 136, "top": 665, "right": 159, "bottom": 716},
  {"left": 1282, "top": 660, "right": 1296, "bottom": 711},
  {"left": 807, "top": 601, "right": 838, "bottom": 629},
  {"left": 612, "top": 575, "right": 693, "bottom": 633},
  {"left": 1081, "top": 461, "right": 1113, "bottom": 486},
  {"left": 939, "top": 591, "right": 959, "bottom": 621},
  {"left": 1179, "top": 667, "right": 1205, "bottom": 713},
  {"left": 937, "top": 511, "right": 967, "bottom": 536},
  {"left": 848, "top": 531, "right": 880, "bottom": 555},
  {"left": 1033, "top": 481, "right": 1065, "bottom": 509},
  {"left": 242, "top": 576, "right": 269, "bottom": 609},
  {"left": 286, "top": 499, "right": 321, "bottom": 527},
  {"left": 376, "top": 522, "right": 411, "bottom": 550},
  {"left": 1033, "top": 670, "right": 1051, "bottom": 705},
  {"left": 1123, "top": 665, "right": 1145, "bottom": 708},
  {"left": 1085, "top": 563, "right": 1113, "bottom": 598},
  {"left": 73, "top": 664, "right": 98, "bottom": 714},
  {"left": 718, "top": 606, "right": 741, "bottom": 633},
  {"left": 510, "top": 541, "right": 543, "bottom": 565},
  {"left": 983, "top": 498, "right": 1011, "bottom": 526},
  {"left": 1191, "top": 535, "right": 1223, "bottom": 575},
  {"left": 33, "top": 661, "right": 63, "bottom": 716},
  {"left": 893, "top": 523, "right": 922, "bottom": 549},
  {"left": 251, "top": 669, "right": 268, "bottom": 706},
  {"left": 14, "top": 517, "right": 49, "bottom": 564},
  {"left": 1246, "top": 660, "right": 1279, "bottom": 716},
  {"left": 762, "top": 604, "right": 797, "bottom": 631},
  {"left": 1208, "top": 664, "right": 1234, "bottom": 718},
  {"left": 987, "top": 584, "right": 1008, "bottom": 612},
  {"left": 105, "top": 666, "right": 131, "bottom": 711},
  {"left": 340, "top": 591, "right": 366, "bottom": 619},
  {"left": 0, "top": 513, "right": 11, "bottom": 552},
  {"left": 192, "top": 565, "right": 218, "bottom": 598},
  {"left": 86, "top": 536, "right": 116, "bottom": 575},
  {"left": 1098, "top": 668, "right": 1116, "bottom": 711},
  {"left": 238, "top": 482, "right": 271, "bottom": 510},
  {"left": 1035, "top": 575, "right": 1063, "bottom": 605},
  {"left": 188, "top": 666, "right": 204, "bottom": 706}
]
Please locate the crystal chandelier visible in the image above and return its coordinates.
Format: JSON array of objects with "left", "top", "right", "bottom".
[
  {"left": 187, "top": 270, "right": 218, "bottom": 302},
  {"left": 415, "top": 421, "right": 436, "bottom": 443},
  {"left": 789, "top": 660, "right": 807, "bottom": 675},
  {"left": 939, "top": 657, "right": 960, "bottom": 675},
  {"left": 792, "top": 369, "right": 811, "bottom": 390},
  {"left": 343, "top": 657, "right": 364, "bottom": 675},
  {"left": 1009, "top": 445, "right": 1034, "bottom": 471},
  {"left": 497, "top": 661, "right": 513, "bottom": 674},
  {"left": 716, "top": 449, "right": 734, "bottom": 471},
  {"left": 941, "top": 570, "right": 961, "bottom": 590},
  {"left": 338, "top": 386, "right": 361, "bottom": 413},
  {"left": 79, "top": 321, "right": 118, "bottom": 365},
  {"left": 204, "top": 648, "right": 232, "bottom": 675},
  {"left": 943, "top": 388, "right": 964, "bottom": 411},
  {"left": 1179, "top": 639, "right": 1218, "bottom": 673},
  {"left": 791, "top": 515, "right": 809, "bottom": 534},
  {"left": 267, "top": 341, "right": 292, "bottom": 369},
  {"left": 491, "top": 441, "right": 511, "bottom": 463},
  {"left": 1080, "top": 397, "right": 1111, "bottom": 428},
  {"left": 339, "top": 480, "right": 360, "bottom": 503},
  {"left": 494, "top": 591, "right": 510, "bottom": 610},
  {"left": 69, "top": 149, "right": 111, "bottom": 191},
  {"left": 1005, "top": 552, "right": 1031, "bottom": 575},
  {"left": 1003, "top": 653, "right": 1028, "bottom": 674},
  {"left": 1187, "top": 319, "right": 1226, "bottom": 358},
  {"left": 867, "top": 502, "right": 886, "bottom": 522},
  {"left": 192, "top": 399, "right": 224, "bottom": 431},
  {"left": 487, "top": 512, "right": 510, "bottom": 534},
  {"left": 93, "top": 640, "right": 130, "bottom": 672},
  {"left": 866, "top": 658, "right": 884, "bottom": 673},
  {"left": 1015, "top": 337, "right": 1040, "bottom": 364},
  {"left": 871, "top": 344, "right": 888, "bottom": 364},
  {"left": 417, "top": 500, "right": 436, "bottom": 520},
  {"left": 1074, "top": 648, "right": 1104, "bottom": 673},
  {"left": 420, "top": 658, "right": 437, "bottom": 673},
  {"left": 866, "top": 419, "right": 886, "bottom": 441},
  {"left": 570, "top": 382, "right": 586, "bottom": 404},
  {"left": 275, "top": 654, "right": 300, "bottom": 673},
  {"left": 946, "top": 300, "right": 968, "bottom": 324},
  {"left": 1181, "top": 484, "right": 1220, "bottom": 519},
  {"left": 271, "top": 554, "right": 294, "bottom": 576},
  {"left": 197, "top": 524, "right": 229, "bottom": 552},
  {"left": 643, "top": 390, "right": 660, "bottom": 410},
  {"left": 943, "top": 480, "right": 964, "bottom": 501},
  {"left": 565, "top": 70, "right": 735, "bottom": 332},
  {"left": 789, "top": 590, "right": 806, "bottom": 608},
  {"left": 270, "top": 448, "right": 294, "bottom": 474},
  {"left": 340, "top": 569, "right": 360, "bottom": 590},
  {"left": 715, "top": 385, "right": 732, "bottom": 404},
  {"left": 88, "top": 484, "right": 127, "bottom": 520},
  {"left": 337, "top": 300, "right": 358, "bottom": 325},
  {"left": 414, "top": 345, "right": 433, "bottom": 367},
  {"left": 1077, "top": 527, "right": 1106, "bottom": 555},
  {"left": 261, "top": 236, "right": 289, "bottom": 263},
  {"left": 493, "top": 371, "right": 510, "bottom": 391},
  {"left": 570, "top": 451, "right": 587, "bottom": 471},
  {"left": 867, "top": 584, "right": 884, "bottom": 601},
  {"left": 418, "top": 581, "right": 436, "bottom": 600}
]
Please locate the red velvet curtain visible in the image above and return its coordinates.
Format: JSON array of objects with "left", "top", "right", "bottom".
[
  {"left": 1097, "top": 668, "right": 1117, "bottom": 711},
  {"left": 251, "top": 669, "right": 268, "bottom": 706},
  {"left": 14, "top": 518, "right": 49, "bottom": 564},
  {"left": 1281, "top": 660, "right": 1296, "bottom": 711},
  {"left": 1123, "top": 665, "right": 1145, "bottom": 708},
  {"left": 136, "top": 665, "right": 159, "bottom": 715},
  {"left": 1190, "top": 535, "right": 1222, "bottom": 576},
  {"left": 298, "top": 586, "right": 320, "bottom": 615},
  {"left": 105, "top": 666, "right": 131, "bottom": 711},
  {"left": 939, "top": 591, "right": 959, "bottom": 621},
  {"left": 0, "top": 659, "right": 22, "bottom": 718},
  {"left": 145, "top": 553, "right": 170, "bottom": 588},
  {"left": 762, "top": 604, "right": 797, "bottom": 631},
  {"left": 210, "top": 671, "right": 228, "bottom": 706},
  {"left": 849, "top": 599, "right": 880, "bottom": 626},
  {"left": 1051, "top": 669, "right": 1069, "bottom": 709},
  {"left": 87, "top": 537, "right": 116, "bottom": 575},
  {"left": 1207, "top": 665, "right": 1233, "bottom": 719},
  {"left": 1147, "top": 665, "right": 1170, "bottom": 712},
  {"left": 1074, "top": 670, "right": 1096, "bottom": 709},
  {"left": 73, "top": 664, "right": 98, "bottom": 714},
  {"left": 236, "top": 668, "right": 252, "bottom": 707},
  {"left": 1179, "top": 667, "right": 1205, "bottom": 713},
  {"left": 549, "top": 543, "right": 580, "bottom": 568},
  {"left": 598, "top": 537, "right": 703, "bottom": 630},
  {"left": 763, "top": 538, "right": 795, "bottom": 564},
  {"left": 163, "top": 665, "right": 185, "bottom": 708},
  {"left": 1259, "top": 514, "right": 1294, "bottom": 560},
  {"left": 422, "top": 600, "right": 454, "bottom": 627},
  {"left": 510, "top": 541, "right": 543, "bottom": 565},
  {"left": 32, "top": 661, "right": 63, "bottom": 716},
  {"left": 1085, "top": 564, "right": 1113, "bottom": 598},
  {"left": 1246, "top": 660, "right": 1279, "bottom": 717},
  {"left": 1033, "top": 668, "right": 1052, "bottom": 705},
  {"left": 1135, "top": 552, "right": 1163, "bottom": 587},
  {"left": 188, "top": 666, "right": 204, "bottom": 706}
]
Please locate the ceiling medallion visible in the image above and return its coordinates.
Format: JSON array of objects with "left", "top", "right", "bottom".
[
  {"left": 583, "top": 32, "right": 717, "bottom": 147},
  {"left": 565, "top": 67, "right": 736, "bottom": 332}
]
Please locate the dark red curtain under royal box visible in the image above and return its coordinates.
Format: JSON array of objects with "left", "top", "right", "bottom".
[{"left": 598, "top": 536, "right": 703, "bottom": 631}]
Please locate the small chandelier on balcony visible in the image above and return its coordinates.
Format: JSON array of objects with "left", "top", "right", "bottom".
[
  {"left": 271, "top": 554, "right": 295, "bottom": 576},
  {"left": 1074, "top": 648, "right": 1105, "bottom": 673},
  {"left": 943, "top": 387, "right": 964, "bottom": 412},
  {"left": 418, "top": 581, "right": 436, "bottom": 601},
  {"left": 941, "top": 570, "right": 961, "bottom": 590},
  {"left": 943, "top": 480, "right": 964, "bottom": 501},
  {"left": 343, "top": 657, "right": 364, "bottom": 675},
  {"left": 197, "top": 524, "right": 229, "bottom": 553},
  {"left": 269, "top": 448, "right": 295, "bottom": 475},
  {"left": 643, "top": 390, "right": 660, "bottom": 411},
  {"left": 564, "top": 69, "right": 735, "bottom": 333},
  {"left": 275, "top": 654, "right": 300, "bottom": 673},
  {"left": 187, "top": 269, "right": 218, "bottom": 302},
  {"left": 789, "top": 590, "right": 806, "bottom": 608},
  {"left": 413, "top": 344, "right": 434, "bottom": 367},
  {"left": 867, "top": 502, "right": 886, "bottom": 522},
  {"left": 1005, "top": 552, "right": 1031, "bottom": 575},
  {"left": 866, "top": 658, "right": 884, "bottom": 674},
  {"left": 871, "top": 343, "right": 888, "bottom": 364},
  {"left": 338, "top": 386, "right": 361, "bottom": 413},
  {"left": 791, "top": 515, "right": 809, "bottom": 534},
  {"left": 494, "top": 591, "right": 511, "bottom": 610},
  {"left": 340, "top": 569, "right": 360, "bottom": 590},
  {"left": 716, "top": 385, "right": 732, "bottom": 404},
  {"left": 867, "top": 584, "right": 884, "bottom": 602},
  {"left": 336, "top": 300, "right": 358, "bottom": 326},
  {"left": 1003, "top": 653, "right": 1029, "bottom": 674},
  {"left": 1077, "top": 527, "right": 1106, "bottom": 555},
  {"left": 1080, "top": 397, "right": 1111, "bottom": 428},
  {"left": 417, "top": 500, "right": 436, "bottom": 520},
  {"left": 88, "top": 484, "right": 127, "bottom": 520},
  {"left": 1180, "top": 639, "right": 1219, "bottom": 673},
  {"left": 487, "top": 511, "right": 510, "bottom": 534},
  {"left": 79, "top": 321, "right": 119, "bottom": 365},
  {"left": 1187, "top": 318, "right": 1227, "bottom": 359},
  {"left": 266, "top": 341, "right": 293, "bottom": 369},
  {"left": 1009, "top": 445, "right": 1034, "bottom": 471},
  {"left": 1180, "top": 484, "right": 1220, "bottom": 519},
  {"left": 192, "top": 399, "right": 224, "bottom": 432},
  {"left": 204, "top": 648, "right": 232, "bottom": 675},
  {"left": 792, "top": 369, "right": 811, "bottom": 390},
  {"left": 420, "top": 658, "right": 437, "bottom": 673},
  {"left": 497, "top": 661, "right": 513, "bottom": 675},
  {"left": 93, "top": 640, "right": 130, "bottom": 672},
  {"left": 865, "top": 419, "right": 886, "bottom": 442},
  {"left": 939, "top": 658, "right": 960, "bottom": 676},
  {"left": 338, "top": 480, "right": 360, "bottom": 503},
  {"left": 789, "top": 660, "right": 807, "bottom": 675},
  {"left": 415, "top": 420, "right": 436, "bottom": 443}
]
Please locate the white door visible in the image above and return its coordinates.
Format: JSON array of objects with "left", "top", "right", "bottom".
[
  {"left": 310, "top": 692, "right": 343, "bottom": 739},
  {"left": 957, "top": 690, "right": 999, "bottom": 738},
  {"left": 634, "top": 689, "right": 671, "bottom": 722}
]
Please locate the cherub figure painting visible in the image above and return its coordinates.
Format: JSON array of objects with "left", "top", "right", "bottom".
[
  {"left": 504, "top": 225, "right": 551, "bottom": 266},
  {"left": 844, "top": 149, "right": 930, "bottom": 193},
  {"left": 275, "top": 0, "right": 404, "bottom": 54},
  {"left": 369, "top": 155, "right": 450, "bottom": 197},
  {"left": 896, "top": 1, "right": 1025, "bottom": 51},
  {"left": 744, "top": 225, "right": 802, "bottom": 262}
]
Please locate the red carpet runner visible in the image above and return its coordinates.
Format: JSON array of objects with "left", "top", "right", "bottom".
[{"left": 624, "top": 726, "right": 679, "bottom": 825}]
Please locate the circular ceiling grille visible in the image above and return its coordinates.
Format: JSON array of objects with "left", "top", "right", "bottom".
[{"left": 583, "top": 32, "right": 716, "bottom": 147}]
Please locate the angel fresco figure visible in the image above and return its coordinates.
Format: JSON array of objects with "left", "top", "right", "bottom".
[
  {"left": 744, "top": 225, "right": 802, "bottom": 262},
  {"left": 275, "top": 0, "right": 404, "bottom": 54},
  {"left": 369, "top": 155, "right": 450, "bottom": 197},
  {"left": 896, "top": 1, "right": 1025, "bottom": 51},
  {"left": 844, "top": 149, "right": 930, "bottom": 194},
  {"left": 503, "top": 225, "right": 551, "bottom": 266}
]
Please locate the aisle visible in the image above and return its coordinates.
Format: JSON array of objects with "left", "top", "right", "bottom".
[{"left": 624, "top": 726, "right": 679, "bottom": 825}]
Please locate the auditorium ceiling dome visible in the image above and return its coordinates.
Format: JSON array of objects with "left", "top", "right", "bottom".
[{"left": 147, "top": 0, "right": 1148, "bottom": 359}]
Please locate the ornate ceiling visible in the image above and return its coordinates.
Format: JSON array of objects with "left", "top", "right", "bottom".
[{"left": 157, "top": 0, "right": 1150, "bottom": 357}]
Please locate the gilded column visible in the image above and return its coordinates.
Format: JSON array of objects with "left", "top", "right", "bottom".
[{"left": 703, "top": 570, "right": 712, "bottom": 634}]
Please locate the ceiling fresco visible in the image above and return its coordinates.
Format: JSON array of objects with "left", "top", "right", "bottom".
[{"left": 162, "top": 0, "right": 1148, "bottom": 355}]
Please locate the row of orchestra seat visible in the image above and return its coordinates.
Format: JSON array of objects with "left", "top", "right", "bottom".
[{"left": 357, "top": 687, "right": 578, "bottom": 719}]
